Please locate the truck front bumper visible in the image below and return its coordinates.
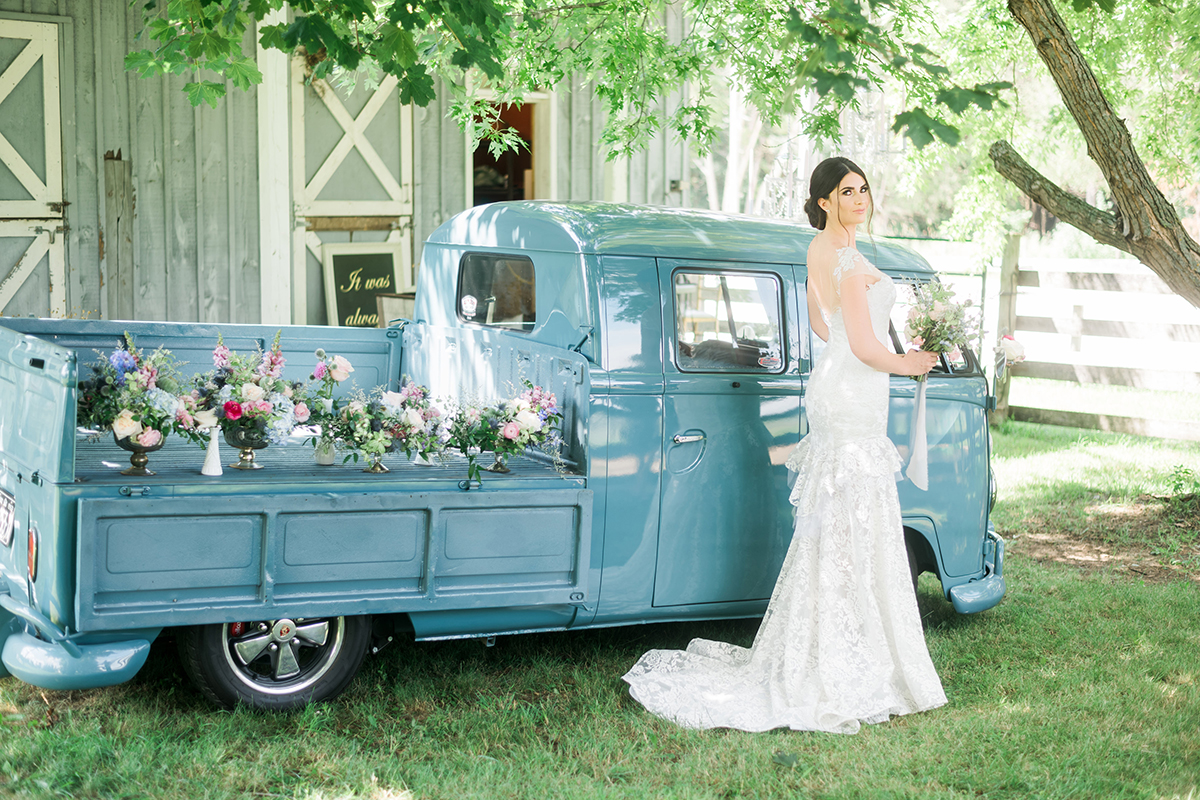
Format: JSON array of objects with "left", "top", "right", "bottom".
[
  {"left": 0, "top": 593, "right": 152, "bottom": 690},
  {"left": 948, "top": 528, "right": 1005, "bottom": 614}
]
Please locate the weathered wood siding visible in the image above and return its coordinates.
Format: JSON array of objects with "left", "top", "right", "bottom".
[
  {"left": 2, "top": 1, "right": 692, "bottom": 324},
  {"left": 0, "top": 0, "right": 261, "bottom": 323}
]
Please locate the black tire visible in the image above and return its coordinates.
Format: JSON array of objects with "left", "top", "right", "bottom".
[{"left": 178, "top": 615, "right": 371, "bottom": 710}]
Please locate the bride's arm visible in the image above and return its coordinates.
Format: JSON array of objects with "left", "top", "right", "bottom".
[
  {"left": 840, "top": 275, "right": 938, "bottom": 376},
  {"left": 807, "top": 286, "right": 829, "bottom": 343}
]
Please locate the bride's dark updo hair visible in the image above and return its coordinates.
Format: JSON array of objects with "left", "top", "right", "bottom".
[{"left": 803, "top": 156, "right": 869, "bottom": 230}]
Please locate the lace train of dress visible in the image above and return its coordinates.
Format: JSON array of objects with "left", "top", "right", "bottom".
[{"left": 622, "top": 252, "right": 947, "bottom": 733}]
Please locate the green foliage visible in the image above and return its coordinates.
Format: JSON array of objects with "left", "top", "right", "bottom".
[{"left": 126, "top": 0, "right": 1015, "bottom": 156}]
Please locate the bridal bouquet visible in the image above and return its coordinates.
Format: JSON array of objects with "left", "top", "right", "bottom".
[
  {"left": 446, "top": 381, "right": 563, "bottom": 483},
  {"left": 195, "top": 331, "right": 309, "bottom": 445},
  {"left": 77, "top": 333, "right": 194, "bottom": 448},
  {"left": 902, "top": 282, "right": 979, "bottom": 382}
]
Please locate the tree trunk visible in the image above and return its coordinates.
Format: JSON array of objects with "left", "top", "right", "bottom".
[{"left": 991, "top": 0, "right": 1200, "bottom": 309}]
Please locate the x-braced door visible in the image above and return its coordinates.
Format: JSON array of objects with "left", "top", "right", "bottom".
[{"left": 0, "top": 19, "right": 65, "bottom": 317}]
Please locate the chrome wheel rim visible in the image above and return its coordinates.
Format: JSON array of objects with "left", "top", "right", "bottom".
[{"left": 221, "top": 617, "right": 346, "bottom": 696}]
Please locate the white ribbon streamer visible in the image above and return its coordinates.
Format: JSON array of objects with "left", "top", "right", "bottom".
[{"left": 905, "top": 380, "right": 928, "bottom": 491}]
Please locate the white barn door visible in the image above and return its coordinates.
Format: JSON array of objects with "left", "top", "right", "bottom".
[
  {"left": 0, "top": 19, "right": 65, "bottom": 317},
  {"left": 291, "top": 64, "right": 414, "bottom": 324}
]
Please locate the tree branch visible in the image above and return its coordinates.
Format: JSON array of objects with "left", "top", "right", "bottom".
[
  {"left": 989, "top": 140, "right": 1127, "bottom": 253},
  {"left": 1002, "top": 0, "right": 1200, "bottom": 308}
]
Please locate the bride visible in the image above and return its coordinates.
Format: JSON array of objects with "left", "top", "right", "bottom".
[{"left": 622, "top": 157, "right": 948, "bottom": 733}]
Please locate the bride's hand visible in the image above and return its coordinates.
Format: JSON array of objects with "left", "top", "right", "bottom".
[{"left": 900, "top": 349, "right": 939, "bottom": 376}]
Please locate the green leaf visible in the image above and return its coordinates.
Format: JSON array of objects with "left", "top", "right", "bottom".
[
  {"left": 124, "top": 49, "right": 159, "bottom": 76},
  {"left": 891, "top": 107, "right": 961, "bottom": 149},
  {"left": 257, "top": 22, "right": 287, "bottom": 51},
  {"left": 379, "top": 23, "right": 419, "bottom": 69},
  {"left": 184, "top": 80, "right": 226, "bottom": 109},
  {"left": 771, "top": 751, "right": 800, "bottom": 768},
  {"left": 225, "top": 56, "right": 262, "bottom": 90},
  {"left": 397, "top": 66, "right": 437, "bottom": 106}
]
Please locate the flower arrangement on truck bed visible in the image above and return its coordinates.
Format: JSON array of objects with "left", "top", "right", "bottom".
[{"left": 76, "top": 335, "right": 565, "bottom": 479}]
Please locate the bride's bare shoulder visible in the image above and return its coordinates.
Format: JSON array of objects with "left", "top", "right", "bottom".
[{"left": 806, "top": 237, "right": 837, "bottom": 271}]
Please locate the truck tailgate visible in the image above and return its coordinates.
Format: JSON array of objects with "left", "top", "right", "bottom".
[{"left": 75, "top": 484, "right": 591, "bottom": 632}]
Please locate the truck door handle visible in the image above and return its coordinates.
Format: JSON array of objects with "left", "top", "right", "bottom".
[{"left": 672, "top": 434, "right": 705, "bottom": 444}]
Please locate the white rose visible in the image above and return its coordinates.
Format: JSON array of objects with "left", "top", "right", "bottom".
[
  {"left": 193, "top": 409, "right": 219, "bottom": 430},
  {"left": 112, "top": 409, "right": 143, "bottom": 440},
  {"left": 403, "top": 407, "right": 425, "bottom": 430},
  {"left": 381, "top": 391, "right": 406, "bottom": 414},
  {"left": 1000, "top": 336, "right": 1025, "bottom": 363},
  {"left": 516, "top": 409, "right": 542, "bottom": 432},
  {"left": 242, "top": 382, "right": 265, "bottom": 402}
]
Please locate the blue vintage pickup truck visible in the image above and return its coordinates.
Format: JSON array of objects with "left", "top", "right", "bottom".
[{"left": 0, "top": 202, "right": 1004, "bottom": 708}]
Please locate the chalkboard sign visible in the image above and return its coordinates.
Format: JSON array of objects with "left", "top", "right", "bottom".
[{"left": 321, "top": 242, "right": 407, "bottom": 327}]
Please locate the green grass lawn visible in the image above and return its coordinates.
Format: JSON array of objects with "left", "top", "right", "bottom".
[{"left": 2, "top": 423, "right": 1198, "bottom": 800}]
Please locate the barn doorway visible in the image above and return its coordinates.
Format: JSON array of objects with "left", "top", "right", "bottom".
[{"left": 472, "top": 103, "right": 534, "bottom": 206}]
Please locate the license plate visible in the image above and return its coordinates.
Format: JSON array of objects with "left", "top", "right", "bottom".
[{"left": 0, "top": 489, "right": 14, "bottom": 548}]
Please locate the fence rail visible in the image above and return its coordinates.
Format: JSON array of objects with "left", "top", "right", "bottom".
[{"left": 994, "top": 250, "right": 1200, "bottom": 442}]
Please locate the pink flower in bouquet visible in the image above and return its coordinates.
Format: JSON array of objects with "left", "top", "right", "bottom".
[
  {"left": 212, "top": 344, "right": 231, "bottom": 368},
  {"left": 502, "top": 421, "right": 521, "bottom": 440},
  {"left": 424, "top": 406, "right": 441, "bottom": 420},
  {"left": 136, "top": 428, "right": 162, "bottom": 447},
  {"left": 931, "top": 301, "right": 946, "bottom": 320},
  {"left": 252, "top": 399, "right": 273, "bottom": 414},
  {"left": 949, "top": 347, "right": 962, "bottom": 362},
  {"left": 911, "top": 336, "right": 924, "bottom": 348},
  {"left": 224, "top": 401, "right": 243, "bottom": 421},
  {"left": 293, "top": 402, "right": 310, "bottom": 423},
  {"left": 330, "top": 356, "right": 354, "bottom": 382},
  {"left": 313, "top": 361, "right": 328, "bottom": 380},
  {"left": 176, "top": 407, "right": 194, "bottom": 428},
  {"left": 258, "top": 349, "right": 285, "bottom": 378}
]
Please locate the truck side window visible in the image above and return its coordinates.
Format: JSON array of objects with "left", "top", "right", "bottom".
[
  {"left": 673, "top": 270, "right": 784, "bottom": 373},
  {"left": 457, "top": 253, "right": 536, "bottom": 331}
]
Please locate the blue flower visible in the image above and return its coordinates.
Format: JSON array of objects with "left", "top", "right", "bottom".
[{"left": 109, "top": 350, "right": 136, "bottom": 385}]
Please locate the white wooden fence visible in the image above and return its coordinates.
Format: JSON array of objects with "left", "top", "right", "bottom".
[{"left": 1004, "top": 255, "right": 1200, "bottom": 442}]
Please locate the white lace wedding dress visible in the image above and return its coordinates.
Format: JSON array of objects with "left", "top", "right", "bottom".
[{"left": 622, "top": 249, "right": 947, "bottom": 733}]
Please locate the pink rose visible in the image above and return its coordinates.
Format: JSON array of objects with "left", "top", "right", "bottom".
[
  {"left": 330, "top": 355, "right": 353, "bottom": 383},
  {"left": 136, "top": 428, "right": 162, "bottom": 447},
  {"left": 293, "top": 402, "right": 310, "bottom": 423},
  {"left": 313, "top": 362, "right": 328, "bottom": 380},
  {"left": 224, "top": 401, "right": 243, "bottom": 421},
  {"left": 253, "top": 399, "right": 273, "bottom": 414},
  {"left": 502, "top": 421, "right": 521, "bottom": 440},
  {"left": 949, "top": 347, "right": 962, "bottom": 362},
  {"left": 911, "top": 336, "right": 924, "bottom": 349},
  {"left": 176, "top": 407, "right": 194, "bottom": 428}
]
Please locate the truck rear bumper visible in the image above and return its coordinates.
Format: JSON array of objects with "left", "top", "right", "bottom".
[
  {"left": 0, "top": 593, "right": 152, "bottom": 690},
  {"left": 948, "top": 528, "right": 1005, "bottom": 614},
  {"left": 2, "top": 629, "right": 151, "bottom": 690}
]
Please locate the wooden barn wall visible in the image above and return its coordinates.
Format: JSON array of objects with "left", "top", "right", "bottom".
[
  {"left": 0, "top": 0, "right": 261, "bottom": 324},
  {"left": 3, "top": 1, "right": 693, "bottom": 322},
  {"left": 410, "top": 82, "right": 467, "bottom": 282}
]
